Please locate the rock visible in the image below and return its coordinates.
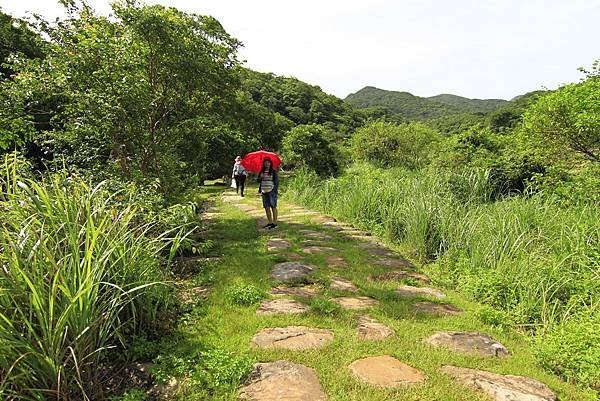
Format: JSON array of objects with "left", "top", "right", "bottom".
[
  {"left": 284, "top": 252, "right": 304, "bottom": 261},
  {"left": 370, "top": 271, "right": 430, "bottom": 283},
  {"left": 311, "top": 215, "right": 337, "bottom": 223},
  {"left": 270, "top": 262, "right": 315, "bottom": 283},
  {"left": 240, "top": 360, "right": 327, "bottom": 401},
  {"left": 150, "top": 377, "right": 179, "bottom": 400},
  {"left": 270, "top": 285, "right": 319, "bottom": 298},
  {"left": 330, "top": 277, "right": 358, "bottom": 292},
  {"left": 395, "top": 285, "right": 446, "bottom": 299},
  {"left": 238, "top": 205, "right": 256, "bottom": 212},
  {"left": 257, "top": 299, "right": 310, "bottom": 315},
  {"left": 357, "top": 316, "right": 394, "bottom": 340},
  {"left": 425, "top": 332, "right": 509, "bottom": 357},
  {"left": 322, "top": 221, "right": 353, "bottom": 230},
  {"left": 326, "top": 256, "right": 348, "bottom": 268},
  {"left": 267, "top": 238, "right": 291, "bottom": 252},
  {"left": 412, "top": 301, "right": 463, "bottom": 316},
  {"left": 299, "top": 230, "right": 333, "bottom": 240},
  {"left": 302, "top": 246, "right": 337, "bottom": 254},
  {"left": 349, "top": 235, "right": 377, "bottom": 242},
  {"left": 333, "top": 296, "right": 378, "bottom": 310},
  {"left": 251, "top": 326, "right": 334, "bottom": 350},
  {"left": 373, "top": 258, "right": 415, "bottom": 269},
  {"left": 348, "top": 355, "right": 425, "bottom": 387},
  {"left": 440, "top": 365, "right": 556, "bottom": 401}
]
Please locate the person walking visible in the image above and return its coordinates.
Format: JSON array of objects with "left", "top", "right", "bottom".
[
  {"left": 258, "top": 158, "right": 279, "bottom": 229},
  {"left": 232, "top": 156, "right": 248, "bottom": 197}
]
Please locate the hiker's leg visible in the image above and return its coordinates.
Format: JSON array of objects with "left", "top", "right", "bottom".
[
  {"left": 272, "top": 207, "right": 278, "bottom": 223},
  {"left": 234, "top": 176, "right": 240, "bottom": 193},
  {"left": 240, "top": 176, "right": 246, "bottom": 196},
  {"left": 264, "top": 207, "right": 273, "bottom": 224}
]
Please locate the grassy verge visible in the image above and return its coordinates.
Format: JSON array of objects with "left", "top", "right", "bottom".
[
  {"left": 283, "top": 164, "right": 600, "bottom": 390},
  {"left": 146, "top": 186, "right": 597, "bottom": 400}
]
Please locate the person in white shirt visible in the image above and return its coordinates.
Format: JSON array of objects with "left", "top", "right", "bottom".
[{"left": 232, "top": 156, "right": 248, "bottom": 197}]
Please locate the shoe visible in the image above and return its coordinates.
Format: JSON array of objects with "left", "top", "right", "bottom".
[
  {"left": 268, "top": 223, "right": 278, "bottom": 230},
  {"left": 263, "top": 223, "right": 274, "bottom": 229}
]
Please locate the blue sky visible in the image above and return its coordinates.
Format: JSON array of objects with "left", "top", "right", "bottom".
[{"left": 2, "top": 0, "right": 599, "bottom": 100}]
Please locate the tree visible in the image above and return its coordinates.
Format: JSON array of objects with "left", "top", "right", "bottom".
[
  {"left": 0, "top": 2, "right": 242, "bottom": 189},
  {"left": 281, "top": 124, "right": 339, "bottom": 176},
  {"left": 350, "top": 120, "right": 442, "bottom": 169},
  {"left": 522, "top": 63, "right": 600, "bottom": 163}
]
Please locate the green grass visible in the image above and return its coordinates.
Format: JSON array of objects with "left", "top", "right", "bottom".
[
  {"left": 152, "top": 187, "right": 597, "bottom": 400},
  {"left": 0, "top": 158, "right": 189, "bottom": 400},
  {"left": 284, "top": 164, "right": 600, "bottom": 388}
]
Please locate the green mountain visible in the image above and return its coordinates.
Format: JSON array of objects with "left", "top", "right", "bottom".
[
  {"left": 344, "top": 86, "right": 509, "bottom": 120},
  {"left": 344, "top": 86, "right": 460, "bottom": 120},
  {"left": 427, "top": 94, "right": 508, "bottom": 113}
]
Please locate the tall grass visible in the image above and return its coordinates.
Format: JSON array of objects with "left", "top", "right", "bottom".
[
  {"left": 0, "top": 156, "right": 181, "bottom": 400},
  {"left": 285, "top": 164, "right": 600, "bottom": 330},
  {"left": 286, "top": 164, "right": 600, "bottom": 385}
]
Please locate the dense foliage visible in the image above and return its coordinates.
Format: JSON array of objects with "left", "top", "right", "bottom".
[
  {"left": 281, "top": 124, "right": 340, "bottom": 176},
  {"left": 286, "top": 61, "right": 600, "bottom": 388}
]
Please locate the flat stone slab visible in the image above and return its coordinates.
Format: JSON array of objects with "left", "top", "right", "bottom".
[
  {"left": 326, "top": 256, "right": 348, "bottom": 268},
  {"left": 251, "top": 326, "right": 334, "bottom": 350},
  {"left": 284, "top": 252, "right": 304, "bottom": 261},
  {"left": 270, "top": 262, "right": 315, "bottom": 283},
  {"left": 441, "top": 365, "right": 556, "bottom": 401},
  {"left": 348, "top": 355, "right": 425, "bottom": 387},
  {"left": 370, "top": 271, "right": 430, "bottom": 283},
  {"left": 330, "top": 277, "right": 358, "bottom": 292},
  {"left": 396, "top": 285, "right": 446, "bottom": 299},
  {"left": 257, "top": 299, "right": 309, "bottom": 315},
  {"left": 333, "top": 296, "right": 378, "bottom": 310},
  {"left": 240, "top": 360, "right": 327, "bottom": 401},
  {"left": 426, "top": 332, "right": 509, "bottom": 357},
  {"left": 310, "top": 215, "right": 337, "bottom": 223},
  {"left": 322, "top": 221, "right": 353, "bottom": 230},
  {"left": 270, "top": 285, "right": 319, "bottom": 298},
  {"left": 299, "top": 230, "right": 333, "bottom": 240},
  {"left": 357, "top": 316, "right": 394, "bottom": 340},
  {"left": 301, "top": 246, "right": 337, "bottom": 254},
  {"left": 373, "top": 258, "right": 415, "bottom": 269},
  {"left": 267, "top": 239, "right": 291, "bottom": 252},
  {"left": 412, "top": 301, "right": 463, "bottom": 316}
]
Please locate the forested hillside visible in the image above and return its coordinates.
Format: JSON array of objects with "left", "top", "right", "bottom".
[{"left": 345, "top": 86, "right": 513, "bottom": 120}]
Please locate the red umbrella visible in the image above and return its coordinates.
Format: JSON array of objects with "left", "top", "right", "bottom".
[{"left": 241, "top": 150, "right": 282, "bottom": 173}]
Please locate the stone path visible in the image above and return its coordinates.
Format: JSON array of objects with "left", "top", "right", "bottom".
[
  {"left": 441, "top": 366, "right": 556, "bottom": 401},
  {"left": 270, "top": 262, "right": 315, "bottom": 283},
  {"left": 218, "top": 193, "right": 559, "bottom": 401},
  {"left": 357, "top": 316, "right": 394, "bottom": 340},
  {"left": 240, "top": 361, "right": 327, "bottom": 401},
  {"left": 257, "top": 299, "right": 309, "bottom": 315},
  {"left": 426, "top": 332, "right": 509, "bottom": 357},
  {"left": 395, "top": 285, "right": 446, "bottom": 299},
  {"left": 333, "top": 296, "right": 378, "bottom": 310},
  {"left": 251, "top": 326, "right": 334, "bottom": 350},
  {"left": 348, "top": 355, "right": 426, "bottom": 387},
  {"left": 330, "top": 277, "right": 358, "bottom": 292}
]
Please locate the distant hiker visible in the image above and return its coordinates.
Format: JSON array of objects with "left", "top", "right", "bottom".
[
  {"left": 232, "top": 156, "right": 248, "bottom": 197},
  {"left": 258, "top": 158, "right": 279, "bottom": 229}
]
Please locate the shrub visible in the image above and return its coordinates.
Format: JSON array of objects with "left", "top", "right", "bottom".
[
  {"left": 225, "top": 283, "right": 264, "bottom": 306},
  {"left": 153, "top": 347, "right": 253, "bottom": 393},
  {"left": 536, "top": 309, "right": 600, "bottom": 387}
]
